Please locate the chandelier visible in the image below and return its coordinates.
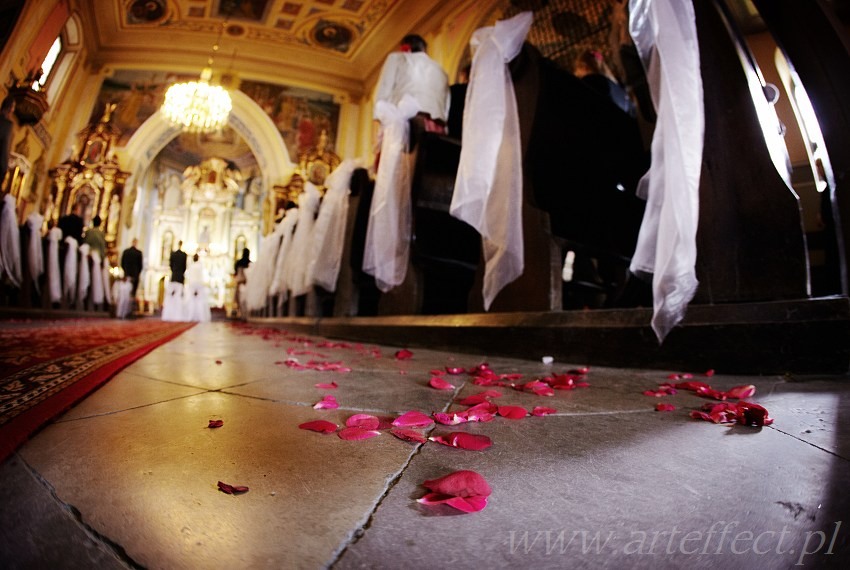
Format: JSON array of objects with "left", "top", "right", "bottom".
[{"left": 161, "top": 37, "right": 232, "bottom": 133}]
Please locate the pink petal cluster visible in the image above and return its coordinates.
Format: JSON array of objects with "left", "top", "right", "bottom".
[
  {"left": 418, "top": 470, "right": 492, "bottom": 513},
  {"left": 655, "top": 403, "right": 676, "bottom": 412},
  {"left": 690, "top": 401, "right": 774, "bottom": 426},
  {"left": 675, "top": 381, "right": 757, "bottom": 401},
  {"left": 643, "top": 383, "right": 678, "bottom": 397}
]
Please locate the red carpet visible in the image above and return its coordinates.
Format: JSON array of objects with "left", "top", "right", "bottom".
[{"left": 0, "top": 318, "right": 194, "bottom": 462}]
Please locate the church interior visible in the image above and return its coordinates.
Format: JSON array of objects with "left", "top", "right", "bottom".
[{"left": 1, "top": 0, "right": 850, "bottom": 567}]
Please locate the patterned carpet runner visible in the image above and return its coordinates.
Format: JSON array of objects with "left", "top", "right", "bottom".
[{"left": 0, "top": 318, "right": 194, "bottom": 461}]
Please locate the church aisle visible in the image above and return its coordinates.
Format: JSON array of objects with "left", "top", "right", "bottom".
[{"left": 1, "top": 320, "right": 849, "bottom": 568}]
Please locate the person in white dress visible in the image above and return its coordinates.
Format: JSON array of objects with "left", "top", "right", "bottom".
[{"left": 184, "top": 254, "right": 211, "bottom": 322}]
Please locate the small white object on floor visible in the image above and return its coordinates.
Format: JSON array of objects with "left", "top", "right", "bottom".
[{"left": 542, "top": 356, "right": 554, "bottom": 365}]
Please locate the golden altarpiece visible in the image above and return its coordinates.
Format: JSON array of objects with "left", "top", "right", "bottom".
[
  {"left": 46, "top": 104, "right": 129, "bottom": 253},
  {"left": 147, "top": 156, "right": 262, "bottom": 310}
]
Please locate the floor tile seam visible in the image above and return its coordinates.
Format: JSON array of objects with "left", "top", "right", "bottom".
[
  {"left": 17, "top": 454, "right": 144, "bottom": 569},
  {"left": 324, "top": 385, "right": 463, "bottom": 568},
  {"left": 217, "top": 388, "right": 457, "bottom": 415},
  {"left": 54, "top": 392, "right": 206, "bottom": 423},
  {"left": 325, "top": 399, "right": 452, "bottom": 569},
  {"left": 768, "top": 426, "right": 850, "bottom": 462}
]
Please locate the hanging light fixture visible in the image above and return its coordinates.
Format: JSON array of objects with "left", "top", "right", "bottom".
[{"left": 161, "top": 27, "right": 232, "bottom": 133}]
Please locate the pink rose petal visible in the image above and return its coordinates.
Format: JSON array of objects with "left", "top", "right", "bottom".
[
  {"left": 217, "top": 481, "right": 249, "bottom": 494},
  {"left": 422, "top": 470, "right": 492, "bottom": 498},
  {"left": 429, "top": 377, "right": 456, "bottom": 391},
  {"left": 313, "top": 395, "right": 339, "bottom": 409},
  {"left": 315, "top": 382, "right": 338, "bottom": 390},
  {"left": 655, "top": 403, "right": 676, "bottom": 412},
  {"left": 532, "top": 406, "right": 557, "bottom": 416},
  {"left": 215, "top": 360, "right": 222, "bottom": 365},
  {"left": 430, "top": 432, "right": 493, "bottom": 451},
  {"left": 726, "top": 384, "right": 756, "bottom": 399},
  {"left": 395, "top": 349, "right": 414, "bottom": 360},
  {"left": 390, "top": 428, "right": 428, "bottom": 443},
  {"left": 445, "top": 366, "right": 465, "bottom": 375},
  {"left": 208, "top": 419, "right": 224, "bottom": 428},
  {"left": 417, "top": 493, "right": 489, "bottom": 513},
  {"left": 393, "top": 410, "right": 434, "bottom": 428},
  {"left": 338, "top": 427, "right": 381, "bottom": 441},
  {"left": 346, "top": 414, "right": 380, "bottom": 430},
  {"left": 298, "top": 420, "right": 338, "bottom": 434},
  {"left": 497, "top": 405, "right": 528, "bottom": 420}
]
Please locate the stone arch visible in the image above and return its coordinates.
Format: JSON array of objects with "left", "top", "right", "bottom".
[{"left": 121, "top": 89, "right": 295, "bottom": 193}]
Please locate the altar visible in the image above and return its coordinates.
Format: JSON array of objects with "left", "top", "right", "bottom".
[{"left": 144, "top": 156, "right": 262, "bottom": 311}]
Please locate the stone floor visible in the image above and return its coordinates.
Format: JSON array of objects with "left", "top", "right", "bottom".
[{"left": 2, "top": 320, "right": 849, "bottom": 569}]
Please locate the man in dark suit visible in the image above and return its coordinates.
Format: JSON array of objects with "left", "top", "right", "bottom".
[
  {"left": 57, "top": 203, "right": 85, "bottom": 244},
  {"left": 169, "top": 240, "right": 188, "bottom": 284},
  {"left": 120, "top": 238, "right": 144, "bottom": 306}
]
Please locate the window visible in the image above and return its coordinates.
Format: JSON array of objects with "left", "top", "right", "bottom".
[{"left": 32, "top": 36, "right": 62, "bottom": 92}]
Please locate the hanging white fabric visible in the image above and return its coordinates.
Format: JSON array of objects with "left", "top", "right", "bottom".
[
  {"left": 628, "top": 0, "right": 705, "bottom": 342},
  {"left": 363, "top": 94, "right": 419, "bottom": 292},
  {"left": 26, "top": 213, "right": 44, "bottom": 293},
  {"left": 90, "top": 250, "right": 105, "bottom": 305},
  {"left": 102, "top": 256, "right": 113, "bottom": 305},
  {"left": 308, "top": 158, "right": 361, "bottom": 292},
  {"left": 47, "top": 227, "right": 62, "bottom": 303},
  {"left": 287, "top": 181, "right": 322, "bottom": 297},
  {"left": 269, "top": 207, "right": 299, "bottom": 301},
  {"left": 244, "top": 221, "right": 285, "bottom": 311},
  {"left": 0, "top": 193, "right": 22, "bottom": 288},
  {"left": 63, "top": 237, "right": 79, "bottom": 303},
  {"left": 449, "top": 11, "right": 533, "bottom": 310},
  {"left": 77, "top": 243, "right": 91, "bottom": 304}
]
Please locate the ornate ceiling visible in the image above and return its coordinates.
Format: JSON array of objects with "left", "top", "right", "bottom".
[{"left": 79, "top": 0, "right": 468, "bottom": 98}]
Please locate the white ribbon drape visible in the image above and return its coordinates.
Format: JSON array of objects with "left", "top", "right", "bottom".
[
  {"left": 0, "top": 193, "right": 21, "bottom": 288},
  {"left": 270, "top": 207, "right": 299, "bottom": 301},
  {"left": 102, "top": 256, "right": 113, "bottom": 305},
  {"left": 287, "top": 181, "right": 322, "bottom": 297},
  {"left": 90, "top": 250, "right": 105, "bottom": 305},
  {"left": 363, "top": 95, "right": 419, "bottom": 292},
  {"left": 245, "top": 220, "right": 285, "bottom": 311},
  {"left": 309, "top": 158, "right": 361, "bottom": 292},
  {"left": 47, "top": 227, "right": 62, "bottom": 303},
  {"left": 449, "top": 11, "right": 533, "bottom": 310},
  {"left": 26, "top": 213, "right": 44, "bottom": 293},
  {"left": 77, "top": 243, "right": 91, "bottom": 304},
  {"left": 63, "top": 237, "right": 79, "bottom": 303},
  {"left": 629, "top": 0, "right": 704, "bottom": 342}
]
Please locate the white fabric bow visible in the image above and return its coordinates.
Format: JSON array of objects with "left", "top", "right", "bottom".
[
  {"left": 629, "top": 0, "right": 705, "bottom": 342},
  {"left": 26, "top": 213, "right": 44, "bottom": 294},
  {"left": 363, "top": 94, "right": 419, "bottom": 292},
  {"left": 450, "top": 11, "right": 533, "bottom": 310},
  {"left": 0, "top": 194, "right": 22, "bottom": 288},
  {"left": 309, "top": 158, "right": 361, "bottom": 292},
  {"left": 47, "top": 227, "right": 62, "bottom": 303}
]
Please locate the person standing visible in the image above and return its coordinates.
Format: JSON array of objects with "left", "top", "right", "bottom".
[
  {"left": 58, "top": 203, "right": 85, "bottom": 244},
  {"left": 169, "top": 240, "right": 188, "bottom": 284},
  {"left": 83, "top": 215, "right": 107, "bottom": 259},
  {"left": 120, "top": 238, "right": 143, "bottom": 311}
]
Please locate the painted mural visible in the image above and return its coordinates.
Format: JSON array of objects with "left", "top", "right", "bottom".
[
  {"left": 239, "top": 79, "right": 339, "bottom": 158},
  {"left": 93, "top": 70, "right": 340, "bottom": 158}
]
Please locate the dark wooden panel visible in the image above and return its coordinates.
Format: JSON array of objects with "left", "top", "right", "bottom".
[{"left": 693, "top": 0, "right": 810, "bottom": 303}]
